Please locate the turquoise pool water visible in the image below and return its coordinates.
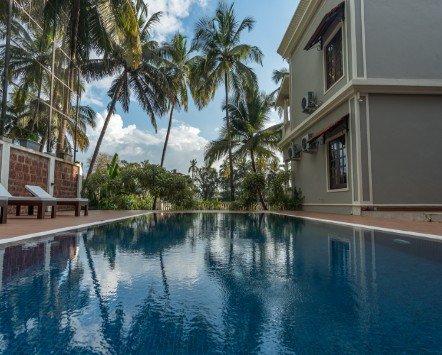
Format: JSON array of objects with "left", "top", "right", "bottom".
[{"left": 0, "top": 213, "right": 441, "bottom": 354}]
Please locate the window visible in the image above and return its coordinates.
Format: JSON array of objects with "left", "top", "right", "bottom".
[
  {"left": 325, "top": 29, "right": 343, "bottom": 90},
  {"left": 328, "top": 135, "right": 347, "bottom": 190},
  {"left": 330, "top": 239, "right": 350, "bottom": 276}
]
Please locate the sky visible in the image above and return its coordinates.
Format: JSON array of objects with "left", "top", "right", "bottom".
[{"left": 78, "top": 0, "right": 300, "bottom": 173}]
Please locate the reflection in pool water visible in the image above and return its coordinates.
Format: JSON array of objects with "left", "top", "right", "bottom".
[{"left": 0, "top": 213, "right": 441, "bottom": 354}]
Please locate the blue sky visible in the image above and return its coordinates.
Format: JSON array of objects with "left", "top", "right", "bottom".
[{"left": 78, "top": 0, "right": 299, "bottom": 172}]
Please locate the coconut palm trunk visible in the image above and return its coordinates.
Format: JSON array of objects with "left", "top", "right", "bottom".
[
  {"left": 84, "top": 71, "right": 126, "bottom": 187},
  {"left": 57, "top": 0, "right": 81, "bottom": 154},
  {"left": 152, "top": 104, "right": 175, "bottom": 210},
  {"left": 31, "top": 69, "right": 44, "bottom": 132},
  {"left": 160, "top": 104, "right": 174, "bottom": 166},
  {"left": 225, "top": 73, "right": 235, "bottom": 202},
  {"left": 250, "top": 149, "right": 268, "bottom": 211}
]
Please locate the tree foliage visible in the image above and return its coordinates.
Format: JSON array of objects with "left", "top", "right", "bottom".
[
  {"left": 267, "top": 171, "right": 304, "bottom": 210},
  {"left": 84, "top": 160, "right": 195, "bottom": 210}
]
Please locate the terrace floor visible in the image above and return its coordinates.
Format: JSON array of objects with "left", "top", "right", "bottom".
[
  {"left": 0, "top": 210, "right": 146, "bottom": 240},
  {"left": 0, "top": 210, "right": 441, "bottom": 241},
  {"left": 275, "top": 211, "right": 442, "bottom": 238}
]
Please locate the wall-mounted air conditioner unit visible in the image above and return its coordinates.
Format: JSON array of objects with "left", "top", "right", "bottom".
[
  {"left": 301, "top": 92, "right": 317, "bottom": 113},
  {"left": 301, "top": 134, "right": 317, "bottom": 153},
  {"left": 288, "top": 143, "right": 301, "bottom": 161}
]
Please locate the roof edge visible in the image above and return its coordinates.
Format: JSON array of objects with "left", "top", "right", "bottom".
[
  {"left": 277, "top": 0, "right": 322, "bottom": 59},
  {"left": 275, "top": 75, "right": 290, "bottom": 107}
]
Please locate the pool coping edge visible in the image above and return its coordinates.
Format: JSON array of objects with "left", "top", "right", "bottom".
[
  {"left": 271, "top": 211, "right": 442, "bottom": 241},
  {"left": 0, "top": 212, "right": 153, "bottom": 245}
]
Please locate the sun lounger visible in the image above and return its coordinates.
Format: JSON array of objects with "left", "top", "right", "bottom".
[
  {"left": 0, "top": 183, "right": 57, "bottom": 220},
  {"left": 25, "top": 185, "right": 89, "bottom": 217}
]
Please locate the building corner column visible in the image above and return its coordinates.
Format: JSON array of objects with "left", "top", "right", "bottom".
[
  {"left": 48, "top": 156, "right": 55, "bottom": 195},
  {"left": 0, "top": 141, "right": 11, "bottom": 189},
  {"left": 76, "top": 163, "right": 83, "bottom": 198}
]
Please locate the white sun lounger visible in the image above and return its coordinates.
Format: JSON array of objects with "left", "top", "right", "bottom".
[
  {"left": 0, "top": 183, "right": 57, "bottom": 221},
  {"left": 25, "top": 185, "right": 89, "bottom": 216}
]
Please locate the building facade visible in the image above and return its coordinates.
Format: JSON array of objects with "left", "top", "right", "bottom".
[{"left": 277, "top": 0, "right": 442, "bottom": 215}]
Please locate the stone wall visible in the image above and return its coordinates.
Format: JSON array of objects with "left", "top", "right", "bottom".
[
  {"left": 0, "top": 141, "right": 82, "bottom": 212},
  {"left": 54, "top": 161, "right": 79, "bottom": 198},
  {"left": 8, "top": 148, "right": 49, "bottom": 197}
]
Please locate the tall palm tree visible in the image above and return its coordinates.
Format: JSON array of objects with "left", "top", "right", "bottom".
[
  {"left": 205, "top": 90, "right": 282, "bottom": 210},
  {"left": 159, "top": 33, "right": 196, "bottom": 167},
  {"left": 83, "top": 8, "right": 167, "bottom": 185},
  {"left": 192, "top": 1, "right": 263, "bottom": 202},
  {"left": 269, "top": 67, "right": 289, "bottom": 116},
  {"left": 0, "top": 6, "right": 54, "bottom": 138},
  {"left": 188, "top": 159, "right": 198, "bottom": 180},
  {"left": 43, "top": 0, "right": 143, "bottom": 154},
  {"left": 4, "top": 87, "right": 96, "bottom": 152},
  {"left": 272, "top": 68, "right": 289, "bottom": 86}
]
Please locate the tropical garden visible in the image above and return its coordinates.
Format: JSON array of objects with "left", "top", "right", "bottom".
[{"left": 0, "top": 0, "right": 302, "bottom": 211}]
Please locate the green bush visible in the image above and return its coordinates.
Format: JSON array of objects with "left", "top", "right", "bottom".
[
  {"left": 268, "top": 171, "right": 304, "bottom": 210},
  {"left": 99, "top": 194, "right": 153, "bottom": 210},
  {"left": 229, "top": 201, "right": 245, "bottom": 211},
  {"left": 237, "top": 172, "right": 266, "bottom": 210},
  {"left": 83, "top": 160, "right": 196, "bottom": 210},
  {"left": 196, "top": 199, "right": 224, "bottom": 210}
]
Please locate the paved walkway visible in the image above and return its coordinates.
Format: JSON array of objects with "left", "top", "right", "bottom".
[
  {"left": 0, "top": 210, "right": 441, "bottom": 241},
  {"left": 275, "top": 211, "right": 442, "bottom": 237}
]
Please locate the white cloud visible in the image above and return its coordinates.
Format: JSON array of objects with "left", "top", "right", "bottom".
[
  {"left": 147, "top": 0, "right": 208, "bottom": 41},
  {"left": 82, "top": 76, "right": 116, "bottom": 108},
  {"left": 265, "top": 110, "right": 283, "bottom": 129},
  {"left": 78, "top": 111, "right": 209, "bottom": 173}
]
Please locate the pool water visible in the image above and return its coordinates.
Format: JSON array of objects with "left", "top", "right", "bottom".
[{"left": 0, "top": 213, "right": 441, "bottom": 354}]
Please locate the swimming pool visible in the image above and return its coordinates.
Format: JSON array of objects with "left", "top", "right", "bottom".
[{"left": 0, "top": 213, "right": 441, "bottom": 354}]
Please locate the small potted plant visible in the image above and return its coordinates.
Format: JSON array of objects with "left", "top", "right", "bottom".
[{"left": 18, "top": 133, "right": 42, "bottom": 152}]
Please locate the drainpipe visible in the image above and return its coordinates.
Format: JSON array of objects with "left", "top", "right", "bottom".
[{"left": 0, "top": 0, "right": 13, "bottom": 137}]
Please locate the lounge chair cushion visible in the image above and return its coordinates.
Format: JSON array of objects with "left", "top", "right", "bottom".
[
  {"left": 0, "top": 183, "right": 12, "bottom": 198},
  {"left": 26, "top": 185, "right": 87, "bottom": 202},
  {"left": 25, "top": 185, "right": 56, "bottom": 200}
]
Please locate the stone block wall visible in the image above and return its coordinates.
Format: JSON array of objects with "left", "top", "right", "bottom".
[
  {"left": 8, "top": 148, "right": 49, "bottom": 196},
  {"left": 54, "top": 161, "right": 79, "bottom": 198},
  {"left": 0, "top": 140, "right": 82, "bottom": 215}
]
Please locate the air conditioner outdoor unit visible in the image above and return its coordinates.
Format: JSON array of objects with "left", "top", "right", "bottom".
[
  {"left": 301, "top": 92, "right": 317, "bottom": 113},
  {"left": 301, "top": 133, "right": 317, "bottom": 153},
  {"left": 288, "top": 143, "right": 301, "bottom": 161}
]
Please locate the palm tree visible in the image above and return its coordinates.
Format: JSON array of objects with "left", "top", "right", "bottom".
[
  {"left": 3, "top": 13, "right": 97, "bottom": 153},
  {"left": 192, "top": 1, "right": 263, "bottom": 202},
  {"left": 159, "top": 33, "right": 196, "bottom": 167},
  {"left": 107, "top": 153, "right": 120, "bottom": 179},
  {"left": 83, "top": 7, "right": 167, "bottom": 185},
  {"left": 43, "top": 0, "right": 143, "bottom": 154},
  {"left": 272, "top": 68, "right": 289, "bottom": 86},
  {"left": 188, "top": 159, "right": 198, "bottom": 180},
  {"left": 205, "top": 90, "right": 282, "bottom": 210},
  {"left": 269, "top": 67, "right": 289, "bottom": 116},
  {"left": 4, "top": 87, "right": 96, "bottom": 152}
]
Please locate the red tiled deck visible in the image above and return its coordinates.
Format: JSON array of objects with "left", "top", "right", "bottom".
[
  {"left": 274, "top": 211, "right": 442, "bottom": 237},
  {"left": 0, "top": 210, "right": 147, "bottom": 239},
  {"left": 0, "top": 210, "right": 441, "bottom": 241}
]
